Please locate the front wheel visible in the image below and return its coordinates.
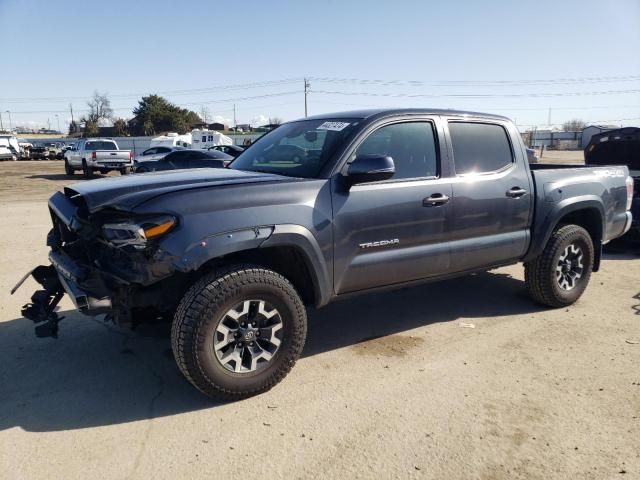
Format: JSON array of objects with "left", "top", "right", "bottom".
[
  {"left": 525, "top": 224, "right": 594, "bottom": 307},
  {"left": 64, "top": 159, "right": 74, "bottom": 176},
  {"left": 171, "top": 266, "right": 307, "bottom": 401}
]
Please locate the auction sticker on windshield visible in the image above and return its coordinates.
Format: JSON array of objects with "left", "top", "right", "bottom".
[{"left": 317, "top": 121, "right": 350, "bottom": 131}]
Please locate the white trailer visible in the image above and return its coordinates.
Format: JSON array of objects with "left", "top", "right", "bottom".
[{"left": 191, "top": 129, "right": 233, "bottom": 150}]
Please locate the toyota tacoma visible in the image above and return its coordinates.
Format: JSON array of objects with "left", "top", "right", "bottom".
[{"left": 13, "top": 109, "right": 634, "bottom": 400}]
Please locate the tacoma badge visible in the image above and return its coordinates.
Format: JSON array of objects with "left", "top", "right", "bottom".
[{"left": 359, "top": 239, "right": 400, "bottom": 249}]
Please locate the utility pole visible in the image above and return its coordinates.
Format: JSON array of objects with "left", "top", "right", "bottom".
[
  {"left": 5, "top": 111, "right": 12, "bottom": 131},
  {"left": 233, "top": 104, "right": 237, "bottom": 130},
  {"left": 233, "top": 104, "right": 238, "bottom": 145},
  {"left": 547, "top": 107, "right": 552, "bottom": 126},
  {"left": 47, "top": 118, "right": 51, "bottom": 131},
  {"left": 304, "top": 78, "right": 310, "bottom": 117},
  {"left": 70, "top": 103, "right": 75, "bottom": 125},
  {"left": 55, "top": 114, "right": 60, "bottom": 134},
  {"left": 0, "top": 111, "right": 3, "bottom": 131}
]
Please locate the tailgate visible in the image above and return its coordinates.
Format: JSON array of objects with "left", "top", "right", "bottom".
[{"left": 94, "top": 150, "right": 131, "bottom": 163}]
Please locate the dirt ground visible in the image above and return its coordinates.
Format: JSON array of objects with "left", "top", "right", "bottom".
[{"left": 1, "top": 159, "right": 639, "bottom": 480}]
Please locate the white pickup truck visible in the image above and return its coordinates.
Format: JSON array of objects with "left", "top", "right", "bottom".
[{"left": 64, "top": 138, "right": 132, "bottom": 178}]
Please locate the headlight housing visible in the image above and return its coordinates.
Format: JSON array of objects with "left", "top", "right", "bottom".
[{"left": 102, "top": 215, "right": 176, "bottom": 248}]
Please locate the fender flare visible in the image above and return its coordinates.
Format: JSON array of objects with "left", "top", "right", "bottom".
[
  {"left": 259, "top": 224, "right": 332, "bottom": 307},
  {"left": 524, "top": 196, "right": 605, "bottom": 269},
  {"left": 174, "top": 224, "right": 332, "bottom": 307}
]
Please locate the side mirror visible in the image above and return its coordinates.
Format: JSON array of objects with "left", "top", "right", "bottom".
[{"left": 346, "top": 154, "right": 395, "bottom": 185}]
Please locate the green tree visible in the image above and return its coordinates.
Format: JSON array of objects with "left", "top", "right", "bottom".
[
  {"left": 113, "top": 118, "right": 129, "bottom": 136},
  {"left": 83, "top": 119, "right": 99, "bottom": 137},
  {"left": 131, "top": 95, "right": 201, "bottom": 135}
]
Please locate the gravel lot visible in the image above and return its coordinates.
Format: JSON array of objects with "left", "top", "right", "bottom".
[{"left": 1, "top": 160, "right": 639, "bottom": 479}]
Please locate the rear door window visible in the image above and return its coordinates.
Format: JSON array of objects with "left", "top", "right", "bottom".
[{"left": 448, "top": 122, "right": 513, "bottom": 175}]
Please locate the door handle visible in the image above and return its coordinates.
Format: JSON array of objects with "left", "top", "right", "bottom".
[
  {"left": 506, "top": 187, "right": 527, "bottom": 198},
  {"left": 423, "top": 193, "right": 450, "bottom": 207}
]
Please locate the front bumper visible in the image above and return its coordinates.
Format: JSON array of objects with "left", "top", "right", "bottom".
[
  {"left": 12, "top": 255, "right": 112, "bottom": 338},
  {"left": 48, "top": 250, "right": 112, "bottom": 313}
]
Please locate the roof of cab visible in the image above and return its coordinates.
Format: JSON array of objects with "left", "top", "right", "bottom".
[{"left": 302, "top": 108, "right": 511, "bottom": 122}]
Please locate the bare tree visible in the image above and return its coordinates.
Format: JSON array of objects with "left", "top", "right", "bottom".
[
  {"left": 562, "top": 119, "right": 586, "bottom": 132},
  {"left": 268, "top": 116, "right": 283, "bottom": 126},
  {"left": 200, "top": 106, "right": 210, "bottom": 124},
  {"left": 87, "top": 91, "right": 113, "bottom": 123}
]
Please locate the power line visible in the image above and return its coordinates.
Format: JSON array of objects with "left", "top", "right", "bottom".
[
  {"left": 0, "top": 78, "right": 304, "bottom": 104},
  {"left": 309, "top": 74, "right": 640, "bottom": 87},
  {"left": 4, "top": 74, "right": 639, "bottom": 104},
  {"left": 313, "top": 88, "right": 640, "bottom": 99},
  {"left": 7, "top": 91, "right": 301, "bottom": 114}
]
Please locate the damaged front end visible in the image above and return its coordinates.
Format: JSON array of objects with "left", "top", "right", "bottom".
[{"left": 12, "top": 188, "right": 181, "bottom": 337}]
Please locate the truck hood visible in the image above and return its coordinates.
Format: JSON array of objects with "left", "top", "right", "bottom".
[{"left": 64, "top": 168, "right": 295, "bottom": 213}]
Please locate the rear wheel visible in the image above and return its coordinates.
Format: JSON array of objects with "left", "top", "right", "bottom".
[
  {"left": 82, "top": 160, "right": 93, "bottom": 179},
  {"left": 525, "top": 224, "right": 594, "bottom": 307},
  {"left": 171, "top": 266, "right": 307, "bottom": 401},
  {"left": 119, "top": 167, "right": 129, "bottom": 175}
]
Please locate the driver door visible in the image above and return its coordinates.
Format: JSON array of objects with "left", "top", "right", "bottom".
[{"left": 332, "top": 118, "right": 452, "bottom": 294}]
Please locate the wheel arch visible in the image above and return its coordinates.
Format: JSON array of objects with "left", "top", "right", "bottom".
[
  {"left": 179, "top": 224, "right": 332, "bottom": 308},
  {"left": 525, "top": 197, "right": 605, "bottom": 271}
]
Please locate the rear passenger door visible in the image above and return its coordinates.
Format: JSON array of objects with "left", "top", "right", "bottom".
[
  {"left": 444, "top": 119, "right": 533, "bottom": 272},
  {"left": 332, "top": 118, "right": 453, "bottom": 294}
]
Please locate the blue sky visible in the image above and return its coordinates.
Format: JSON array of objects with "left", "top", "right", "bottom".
[{"left": 1, "top": 0, "right": 639, "bottom": 131}]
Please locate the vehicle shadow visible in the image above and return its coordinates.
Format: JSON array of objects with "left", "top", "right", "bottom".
[
  {"left": 603, "top": 241, "right": 640, "bottom": 258},
  {"left": 0, "top": 271, "right": 542, "bottom": 432},
  {"left": 26, "top": 173, "right": 76, "bottom": 181},
  {"left": 26, "top": 173, "right": 114, "bottom": 181}
]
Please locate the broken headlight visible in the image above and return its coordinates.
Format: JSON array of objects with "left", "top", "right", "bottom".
[{"left": 102, "top": 215, "right": 176, "bottom": 248}]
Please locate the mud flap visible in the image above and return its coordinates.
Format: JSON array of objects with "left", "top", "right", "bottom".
[{"left": 13, "top": 265, "right": 66, "bottom": 338}]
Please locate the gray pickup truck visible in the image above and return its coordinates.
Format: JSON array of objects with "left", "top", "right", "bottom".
[
  {"left": 14, "top": 109, "right": 634, "bottom": 400},
  {"left": 64, "top": 138, "right": 133, "bottom": 178}
]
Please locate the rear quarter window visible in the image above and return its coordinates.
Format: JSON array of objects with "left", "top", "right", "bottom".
[{"left": 449, "top": 122, "right": 513, "bottom": 175}]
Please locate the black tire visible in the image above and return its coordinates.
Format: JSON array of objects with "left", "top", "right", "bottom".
[
  {"left": 525, "top": 224, "right": 594, "bottom": 307},
  {"left": 135, "top": 166, "right": 148, "bottom": 173},
  {"left": 82, "top": 160, "right": 93, "bottom": 179},
  {"left": 64, "top": 159, "right": 74, "bottom": 176},
  {"left": 171, "top": 266, "right": 307, "bottom": 401},
  {"left": 119, "top": 167, "right": 129, "bottom": 175}
]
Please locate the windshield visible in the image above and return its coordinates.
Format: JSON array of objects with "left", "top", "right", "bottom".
[
  {"left": 229, "top": 118, "right": 360, "bottom": 178},
  {"left": 85, "top": 141, "right": 117, "bottom": 151}
]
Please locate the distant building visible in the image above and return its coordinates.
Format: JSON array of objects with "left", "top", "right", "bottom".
[
  {"left": 529, "top": 129, "right": 581, "bottom": 149},
  {"left": 581, "top": 125, "right": 618, "bottom": 149},
  {"left": 192, "top": 121, "right": 228, "bottom": 131}
]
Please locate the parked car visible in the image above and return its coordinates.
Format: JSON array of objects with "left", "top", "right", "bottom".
[
  {"left": 42, "top": 142, "right": 63, "bottom": 160},
  {"left": 0, "top": 142, "right": 18, "bottom": 160},
  {"left": 134, "top": 149, "right": 232, "bottom": 173},
  {"left": 14, "top": 109, "right": 634, "bottom": 401},
  {"left": 18, "top": 141, "right": 33, "bottom": 159},
  {"left": 208, "top": 144, "right": 245, "bottom": 158},
  {"left": 585, "top": 127, "right": 639, "bottom": 239},
  {"left": 134, "top": 146, "right": 184, "bottom": 163},
  {"left": 0, "top": 135, "right": 20, "bottom": 160},
  {"left": 29, "top": 142, "right": 50, "bottom": 160},
  {"left": 64, "top": 138, "right": 133, "bottom": 178}
]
